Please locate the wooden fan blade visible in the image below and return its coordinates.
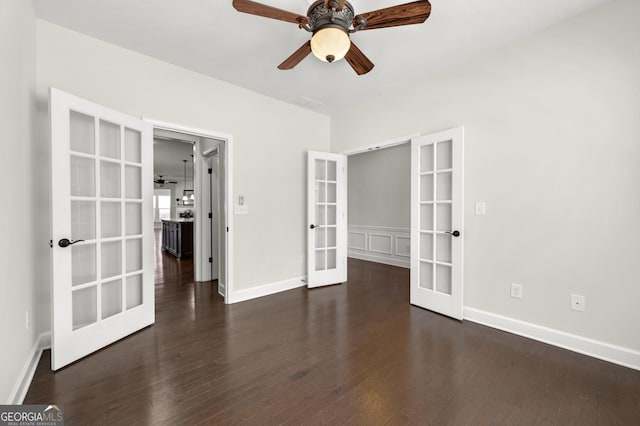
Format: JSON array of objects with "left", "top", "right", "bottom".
[
  {"left": 344, "top": 42, "right": 374, "bottom": 75},
  {"left": 232, "top": 0, "right": 309, "bottom": 25},
  {"left": 278, "top": 41, "right": 312, "bottom": 70},
  {"left": 357, "top": 0, "right": 431, "bottom": 30}
]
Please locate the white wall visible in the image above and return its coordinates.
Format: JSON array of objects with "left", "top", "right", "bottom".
[
  {"left": 35, "top": 21, "right": 330, "bottom": 329},
  {"left": 347, "top": 144, "right": 410, "bottom": 228},
  {"left": 0, "top": 0, "right": 38, "bottom": 402},
  {"left": 332, "top": 0, "right": 640, "bottom": 352}
]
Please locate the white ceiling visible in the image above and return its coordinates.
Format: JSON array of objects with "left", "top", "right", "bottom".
[
  {"left": 153, "top": 137, "right": 195, "bottom": 182},
  {"left": 33, "top": 0, "right": 610, "bottom": 115}
]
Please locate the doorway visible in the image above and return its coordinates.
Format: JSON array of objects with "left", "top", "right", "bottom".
[
  {"left": 341, "top": 128, "right": 464, "bottom": 320},
  {"left": 345, "top": 142, "right": 411, "bottom": 268},
  {"left": 149, "top": 120, "right": 233, "bottom": 303},
  {"left": 153, "top": 130, "right": 197, "bottom": 278}
]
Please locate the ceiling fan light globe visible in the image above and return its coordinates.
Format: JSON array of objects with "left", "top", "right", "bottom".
[{"left": 311, "top": 27, "right": 350, "bottom": 63}]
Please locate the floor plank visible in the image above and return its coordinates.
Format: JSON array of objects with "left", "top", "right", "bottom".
[{"left": 25, "top": 238, "right": 640, "bottom": 425}]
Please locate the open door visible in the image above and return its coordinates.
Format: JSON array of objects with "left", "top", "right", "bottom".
[
  {"left": 50, "top": 88, "right": 154, "bottom": 370},
  {"left": 307, "top": 151, "right": 347, "bottom": 288},
  {"left": 410, "top": 127, "right": 464, "bottom": 320}
]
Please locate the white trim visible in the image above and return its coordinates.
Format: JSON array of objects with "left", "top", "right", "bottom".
[
  {"left": 350, "top": 224, "right": 410, "bottom": 233},
  {"left": 228, "top": 277, "right": 305, "bottom": 304},
  {"left": 464, "top": 307, "right": 640, "bottom": 371},
  {"left": 143, "top": 117, "right": 234, "bottom": 304},
  {"left": 8, "top": 332, "right": 51, "bottom": 404},
  {"left": 143, "top": 118, "right": 233, "bottom": 142},
  {"left": 348, "top": 225, "right": 410, "bottom": 269},
  {"left": 340, "top": 134, "right": 417, "bottom": 156},
  {"left": 349, "top": 252, "right": 410, "bottom": 269}
]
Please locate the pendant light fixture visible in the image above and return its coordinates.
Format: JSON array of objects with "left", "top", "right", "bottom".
[
  {"left": 182, "top": 159, "right": 189, "bottom": 202},
  {"left": 190, "top": 155, "right": 195, "bottom": 200}
]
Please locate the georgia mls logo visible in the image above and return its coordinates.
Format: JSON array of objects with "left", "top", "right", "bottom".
[
  {"left": 44, "top": 405, "right": 63, "bottom": 418},
  {"left": 0, "top": 404, "right": 64, "bottom": 426}
]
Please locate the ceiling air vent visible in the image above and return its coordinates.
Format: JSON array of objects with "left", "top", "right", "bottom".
[{"left": 294, "top": 96, "right": 323, "bottom": 110}]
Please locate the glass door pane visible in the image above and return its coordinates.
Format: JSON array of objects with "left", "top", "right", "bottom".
[
  {"left": 100, "top": 119, "right": 121, "bottom": 160},
  {"left": 72, "top": 286, "right": 97, "bottom": 330},
  {"left": 419, "top": 144, "right": 436, "bottom": 292},
  {"left": 70, "top": 111, "right": 95, "bottom": 154},
  {"left": 126, "top": 274, "right": 143, "bottom": 309},
  {"left": 101, "top": 279, "right": 123, "bottom": 319},
  {"left": 70, "top": 156, "right": 95, "bottom": 197}
]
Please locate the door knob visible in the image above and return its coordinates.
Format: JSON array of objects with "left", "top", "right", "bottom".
[
  {"left": 445, "top": 230, "right": 461, "bottom": 237},
  {"left": 58, "top": 238, "right": 84, "bottom": 248},
  {"left": 309, "top": 224, "right": 317, "bottom": 229}
]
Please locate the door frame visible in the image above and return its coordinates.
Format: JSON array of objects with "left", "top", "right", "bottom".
[
  {"left": 201, "top": 154, "right": 220, "bottom": 282},
  {"left": 339, "top": 134, "right": 419, "bottom": 156},
  {"left": 143, "top": 118, "right": 234, "bottom": 303}
]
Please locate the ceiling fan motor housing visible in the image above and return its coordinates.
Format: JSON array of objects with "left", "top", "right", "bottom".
[{"left": 307, "top": 0, "right": 355, "bottom": 33}]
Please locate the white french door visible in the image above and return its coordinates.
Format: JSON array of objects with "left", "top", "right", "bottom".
[
  {"left": 50, "top": 88, "right": 154, "bottom": 370},
  {"left": 410, "top": 127, "right": 464, "bottom": 320},
  {"left": 307, "top": 151, "right": 347, "bottom": 288}
]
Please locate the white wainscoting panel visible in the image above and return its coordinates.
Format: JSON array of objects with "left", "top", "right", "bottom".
[
  {"left": 395, "top": 236, "right": 411, "bottom": 257},
  {"left": 348, "top": 225, "right": 410, "bottom": 268},
  {"left": 369, "top": 234, "right": 393, "bottom": 254},
  {"left": 348, "top": 231, "right": 367, "bottom": 251}
]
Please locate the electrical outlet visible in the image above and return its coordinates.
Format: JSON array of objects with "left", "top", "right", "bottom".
[
  {"left": 234, "top": 204, "right": 248, "bottom": 215},
  {"left": 571, "top": 294, "right": 586, "bottom": 312},
  {"left": 510, "top": 283, "right": 523, "bottom": 299}
]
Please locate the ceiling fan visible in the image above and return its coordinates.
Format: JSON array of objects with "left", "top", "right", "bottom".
[
  {"left": 154, "top": 175, "right": 178, "bottom": 186},
  {"left": 232, "top": 0, "right": 432, "bottom": 75}
]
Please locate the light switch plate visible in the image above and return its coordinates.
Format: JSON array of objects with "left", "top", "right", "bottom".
[{"left": 475, "top": 202, "right": 486, "bottom": 216}]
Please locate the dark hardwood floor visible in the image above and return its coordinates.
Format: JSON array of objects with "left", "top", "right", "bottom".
[{"left": 25, "top": 238, "right": 640, "bottom": 425}]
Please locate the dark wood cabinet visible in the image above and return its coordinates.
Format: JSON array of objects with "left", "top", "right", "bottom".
[{"left": 161, "top": 220, "right": 193, "bottom": 260}]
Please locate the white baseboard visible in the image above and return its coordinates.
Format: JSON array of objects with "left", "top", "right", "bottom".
[
  {"left": 464, "top": 307, "right": 640, "bottom": 371},
  {"left": 348, "top": 252, "right": 409, "bottom": 269},
  {"left": 8, "top": 332, "right": 51, "bottom": 404},
  {"left": 228, "top": 277, "right": 305, "bottom": 304}
]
